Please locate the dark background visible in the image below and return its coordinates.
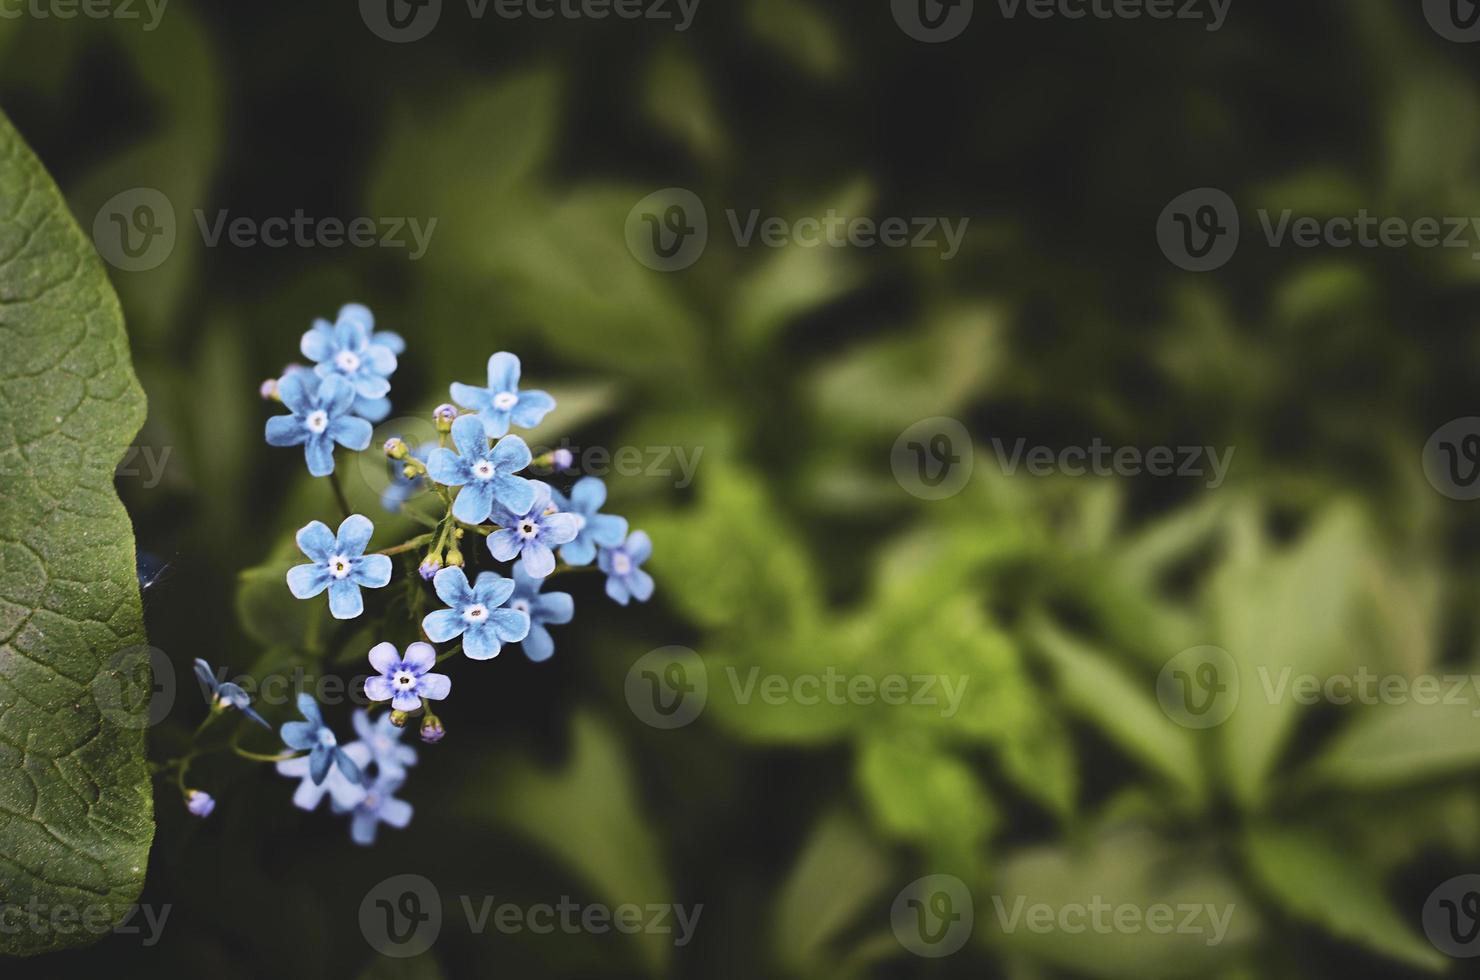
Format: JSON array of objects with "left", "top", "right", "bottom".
[{"left": 5, "top": 0, "right": 1480, "bottom": 977}]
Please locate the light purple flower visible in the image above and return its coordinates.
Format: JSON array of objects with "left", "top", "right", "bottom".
[
  {"left": 364, "top": 642, "right": 451, "bottom": 712},
  {"left": 598, "top": 530, "right": 654, "bottom": 606},
  {"left": 348, "top": 708, "right": 418, "bottom": 781},
  {"left": 487, "top": 481, "right": 580, "bottom": 579},
  {"left": 185, "top": 790, "right": 215, "bottom": 818},
  {"left": 333, "top": 773, "right": 413, "bottom": 846}
]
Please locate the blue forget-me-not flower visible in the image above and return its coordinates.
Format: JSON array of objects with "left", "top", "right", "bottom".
[
  {"left": 449, "top": 351, "right": 556, "bottom": 438},
  {"left": 287, "top": 515, "right": 393, "bottom": 620},
  {"left": 192, "top": 658, "right": 270, "bottom": 728},
  {"left": 422, "top": 567, "right": 530, "bottom": 660},
  {"left": 365, "top": 641, "right": 451, "bottom": 712},
  {"left": 425, "top": 414, "right": 535, "bottom": 524},
  {"left": 598, "top": 530, "right": 654, "bottom": 606},
  {"left": 265, "top": 372, "right": 372, "bottom": 477},
  {"left": 504, "top": 560, "right": 574, "bottom": 663},
  {"left": 487, "top": 480, "right": 580, "bottom": 579},
  {"left": 550, "top": 477, "right": 628, "bottom": 567},
  {"left": 280, "top": 693, "right": 365, "bottom": 787}
]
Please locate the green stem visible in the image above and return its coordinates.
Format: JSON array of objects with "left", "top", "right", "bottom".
[
  {"left": 436, "top": 643, "right": 463, "bottom": 664},
  {"left": 328, "top": 469, "right": 352, "bottom": 519},
  {"left": 379, "top": 532, "right": 435, "bottom": 557}
]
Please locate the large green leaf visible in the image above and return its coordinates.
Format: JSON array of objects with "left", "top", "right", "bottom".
[{"left": 0, "top": 109, "right": 154, "bottom": 955}]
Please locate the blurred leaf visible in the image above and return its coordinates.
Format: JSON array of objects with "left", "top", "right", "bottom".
[
  {"left": 1210, "top": 502, "right": 1370, "bottom": 809},
  {"left": 856, "top": 733, "right": 996, "bottom": 874},
  {"left": 1243, "top": 823, "right": 1444, "bottom": 972},
  {"left": 358, "top": 956, "right": 446, "bottom": 980},
  {"left": 746, "top": 0, "right": 847, "bottom": 80},
  {"left": 237, "top": 538, "right": 328, "bottom": 653},
  {"left": 0, "top": 108, "right": 154, "bottom": 955},
  {"left": 644, "top": 43, "right": 728, "bottom": 162},
  {"left": 995, "top": 826, "right": 1256, "bottom": 979},
  {"left": 492, "top": 711, "right": 672, "bottom": 975},
  {"left": 771, "top": 809, "right": 892, "bottom": 979},
  {"left": 1032, "top": 619, "right": 1203, "bottom": 804},
  {"left": 1305, "top": 696, "right": 1480, "bottom": 792}
]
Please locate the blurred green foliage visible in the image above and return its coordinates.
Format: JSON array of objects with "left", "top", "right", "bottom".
[{"left": 5, "top": 0, "right": 1480, "bottom": 977}]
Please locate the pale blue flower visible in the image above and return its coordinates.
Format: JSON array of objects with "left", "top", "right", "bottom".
[
  {"left": 598, "top": 530, "right": 654, "bottom": 606},
  {"left": 450, "top": 352, "right": 556, "bottom": 437},
  {"left": 487, "top": 480, "right": 580, "bottom": 578},
  {"left": 424, "top": 414, "right": 535, "bottom": 524},
  {"left": 551, "top": 477, "right": 628, "bottom": 567},
  {"left": 287, "top": 515, "right": 393, "bottom": 620},
  {"left": 264, "top": 372, "right": 372, "bottom": 477},
  {"left": 422, "top": 567, "right": 530, "bottom": 660},
  {"left": 300, "top": 303, "right": 399, "bottom": 422},
  {"left": 365, "top": 641, "right": 451, "bottom": 712},
  {"left": 348, "top": 708, "right": 418, "bottom": 781},
  {"left": 504, "top": 560, "right": 574, "bottom": 663},
  {"left": 280, "top": 693, "right": 365, "bottom": 787},
  {"left": 333, "top": 773, "right": 413, "bottom": 846}
]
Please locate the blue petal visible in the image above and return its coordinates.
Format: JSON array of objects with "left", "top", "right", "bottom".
[
  {"left": 462, "top": 623, "right": 502, "bottom": 660},
  {"left": 433, "top": 566, "right": 474, "bottom": 607},
  {"left": 353, "top": 373, "right": 391, "bottom": 399},
  {"left": 310, "top": 745, "right": 332, "bottom": 785},
  {"left": 627, "top": 531, "right": 652, "bottom": 564},
  {"left": 450, "top": 381, "right": 492, "bottom": 413},
  {"left": 334, "top": 747, "right": 363, "bottom": 786},
  {"left": 521, "top": 541, "right": 556, "bottom": 578},
  {"left": 490, "top": 434, "right": 532, "bottom": 473},
  {"left": 329, "top": 415, "right": 373, "bottom": 452},
  {"left": 487, "top": 528, "right": 522, "bottom": 562},
  {"left": 588, "top": 513, "right": 629, "bottom": 548},
  {"left": 539, "top": 512, "right": 581, "bottom": 547},
  {"left": 281, "top": 720, "right": 317, "bottom": 751},
  {"left": 366, "top": 344, "right": 398, "bottom": 376},
  {"left": 242, "top": 705, "right": 271, "bottom": 729},
  {"left": 339, "top": 303, "right": 375, "bottom": 332},
  {"left": 510, "top": 389, "right": 556, "bottom": 429},
  {"left": 492, "top": 475, "right": 536, "bottom": 516},
  {"left": 265, "top": 414, "right": 308, "bottom": 447},
  {"left": 606, "top": 574, "right": 631, "bottom": 605},
  {"left": 452, "top": 480, "right": 496, "bottom": 524},
  {"left": 488, "top": 606, "right": 530, "bottom": 642},
  {"left": 628, "top": 569, "right": 655, "bottom": 602},
  {"left": 534, "top": 590, "right": 574, "bottom": 625},
  {"left": 478, "top": 408, "right": 512, "bottom": 438},
  {"left": 354, "top": 395, "right": 392, "bottom": 423},
  {"left": 472, "top": 572, "right": 516, "bottom": 607},
  {"left": 287, "top": 562, "right": 331, "bottom": 599},
  {"left": 305, "top": 434, "right": 336, "bottom": 477},
  {"left": 422, "top": 608, "right": 465, "bottom": 643},
  {"left": 297, "top": 692, "right": 323, "bottom": 726},
  {"left": 277, "top": 371, "right": 314, "bottom": 415},
  {"left": 192, "top": 658, "right": 218, "bottom": 694},
  {"left": 353, "top": 554, "right": 393, "bottom": 588},
  {"left": 560, "top": 536, "right": 596, "bottom": 567},
  {"left": 450, "top": 414, "right": 488, "bottom": 458},
  {"left": 301, "top": 323, "right": 335, "bottom": 363},
  {"left": 486, "top": 351, "right": 521, "bottom": 392},
  {"left": 350, "top": 811, "right": 379, "bottom": 846},
  {"left": 296, "top": 520, "right": 337, "bottom": 561},
  {"left": 569, "top": 476, "right": 607, "bottom": 513},
  {"left": 372, "top": 330, "right": 404, "bottom": 354},
  {"left": 511, "top": 559, "right": 542, "bottom": 597},
  {"left": 424, "top": 447, "right": 467, "bottom": 486},
  {"left": 328, "top": 579, "right": 365, "bottom": 619},
  {"left": 336, "top": 514, "right": 375, "bottom": 556},
  {"left": 522, "top": 624, "right": 555, "bottom": 663},
  {"left": 319, "top": 374, "right": 357, "bottom": 415},
  {"left": 333, "top": 314, "right": 366, "bottom": 352}
]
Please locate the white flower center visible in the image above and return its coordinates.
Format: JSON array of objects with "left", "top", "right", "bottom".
[
  {"left": 375, "top": 736, "right": 392, "bottom": 754},
  {"left": 316, "top": 729, "right": 336, "bottom": 748},
  {"left": 571, "top": 513, "right": 587, "bottom": 532},
  {"left": 393, "top": 670, "right": 417, "bottom": 689},
  {"left": 493, "top": 391, "right": 518, "bottom": 411},
  {"left": 612, "top": 552, "right": 632, "bottom": 576},
  {"left": 306, "top": 410, "right": 330, "bottom": 434},
  {"left": 463, "top": 603, "right": 489, "bottom": 624},
  {"left": 335, "top": 350, "right": 362, "bottom": 373},
  {"left": 511, "top": 599, "right": 531, "bottom": 616},
  {"left": 328, "top": 555, "right": 352, "bottom": 579},
  {"left": 518, "top": 519, "right": 539, "bottom": 539},
  {"left": 472, "top": 459, "right": 496, "bottom": 481}
]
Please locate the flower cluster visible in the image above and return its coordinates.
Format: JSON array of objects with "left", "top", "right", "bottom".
[{"left": 183, "top": 303, "right": 655, "bottom": 844}]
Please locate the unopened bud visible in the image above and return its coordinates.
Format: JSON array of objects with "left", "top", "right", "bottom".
[
  {"left": 259, "top": 379, "right": 280, "bottom": 401},
  {"left": 434, "top": 404, "right": 458, "bottom": 432},
  {"left": 420, "top": 716, "right": 445, "bottom": 744},
  {"left": 384, "top": 437, "right": 409, "bottom": 460},
  {"left": 390, "top": 709, "right": 410, "bottom": 729}
]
